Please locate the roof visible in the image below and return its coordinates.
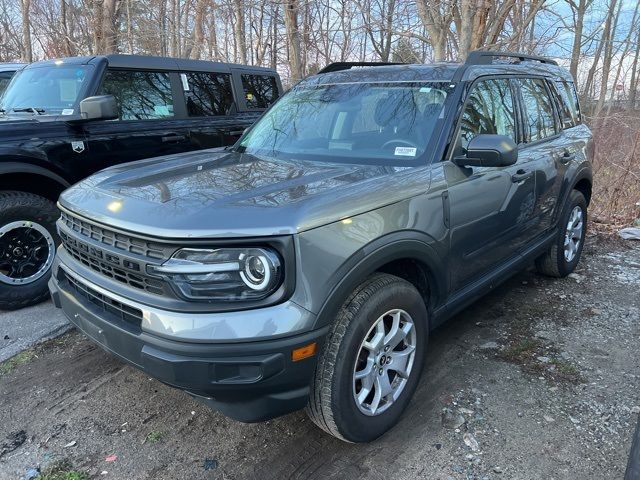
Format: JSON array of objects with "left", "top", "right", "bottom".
[
  {"left": 24, "top": 54, "right": 278, "bottom": 75},
  {"left": 304, "top": 51, "right": 573, "bottom": 86},
  {"left": 0, "top": 63, "right": 25, "bottom": 72}
]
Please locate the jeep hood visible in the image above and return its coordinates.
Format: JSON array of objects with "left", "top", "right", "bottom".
[{"left": 59, "top": 149, "right": 431, "bottom": 238}]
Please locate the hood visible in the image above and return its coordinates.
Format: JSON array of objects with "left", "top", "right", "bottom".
[{"left": 59, "top": 149, "right": 431, "bottom": 238}]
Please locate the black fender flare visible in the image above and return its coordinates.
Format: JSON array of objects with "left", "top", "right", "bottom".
[
  {"left": 0, "top": 161, "right": 71, "bottom": 189},
  {"left": 312, "top": 231, "right": 447, "bottom": 331}
]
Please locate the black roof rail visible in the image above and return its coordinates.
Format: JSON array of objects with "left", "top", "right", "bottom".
[
  {"left": 466, "top": 50, "right": 558, "bottom": 66},
  {"left": 317, "top": 62, "right": 407, "bottom": 75}
]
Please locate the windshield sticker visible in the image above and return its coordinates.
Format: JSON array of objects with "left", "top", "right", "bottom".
[
  {"left": 394, "top": 146, "right": 417, "bottom": 157},
  {"left": 419, "top": 87, "right": 432, "bottom": 93},
  {"left": 180, "top": 73, "right": 189, "bottom": 91},
  {"left": 61, "top": 109, "right": 74, "bottom": 115}
]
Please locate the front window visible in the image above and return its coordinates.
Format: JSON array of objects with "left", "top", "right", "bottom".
[
  {"left": 237, "top": 82, "right": 453, "bottom": 165},
  {"left": 0, "top": 65, "right": 93, "bottom": 115}
]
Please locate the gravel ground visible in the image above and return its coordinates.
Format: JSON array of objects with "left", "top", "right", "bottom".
[{"left": 0, "top": 235, "right": 638, "bottom": 480}]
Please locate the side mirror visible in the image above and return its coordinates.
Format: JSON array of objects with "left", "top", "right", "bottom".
[
  {"left": 453, "top": 134, "right": 518, "bottom": 168},
  {"left": 77, "top": 95, "right": 118, "bottom": 121}
]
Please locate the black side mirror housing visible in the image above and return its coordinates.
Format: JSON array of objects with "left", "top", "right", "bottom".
[
  {"left": 453, "top": 134, "right": 518, "bottom": 168},
  {"left": 77, "top": 95, "right": 118, "bottom": 122}
]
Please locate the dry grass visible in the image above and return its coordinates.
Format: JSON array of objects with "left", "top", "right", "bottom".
[{"left": 588, "top": 111, "right": 640, "bottom": 230}]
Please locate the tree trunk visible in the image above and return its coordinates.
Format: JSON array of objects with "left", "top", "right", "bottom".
[
  {"left": 101, "top": 0, "right": 118, "bottom": 53},
  {"left": 190, "top": 0, "right": 206, "bottom": 59},
  {"left": 284, "top": 0, "right": 302, "bottom": 83},
  {"left": 233, "top": 0, "right": 246, "bottom": 63},
  {"left": 21, "top": 0, "right": 32, "bottom": 62}
]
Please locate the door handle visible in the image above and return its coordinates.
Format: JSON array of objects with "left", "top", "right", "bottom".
[
  {"left": 511, "top": 169, "right": 533, "bottom": 183},
  {"left": 162, "top": 134, "right": 186, "bottom": 143},
  {"left": 558, "top": 151, "right": 575, "bottom": 164}
]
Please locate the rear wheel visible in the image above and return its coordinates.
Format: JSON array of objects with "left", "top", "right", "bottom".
[
  {"left": 535, "top": 189, "right": 587, "bottom": 278},
  {"left": 306, "top": 273, "right": 428, "bottom": 442},
  {"left": 0, "top": 192, "right": 59, "bottom": 310}
]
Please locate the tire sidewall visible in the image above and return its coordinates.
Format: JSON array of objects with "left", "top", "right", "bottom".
[
  {"left": 0, "top": 194, "right": 59, "bottom": 309},
  {"left": 556, "top": 190, "right": 588, "bottom": 276},
  {"left": 331, "top": 280, "right": 428, "bottom": 442}
]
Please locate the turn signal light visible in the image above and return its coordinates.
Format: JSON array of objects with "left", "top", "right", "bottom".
[{"left": 292, "top": 342, "right": 317, "bottom": 362}]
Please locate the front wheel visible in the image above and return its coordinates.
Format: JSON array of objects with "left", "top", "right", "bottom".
[
  {"left": 535, "top": 189, "right": 587, "bottom": 278},
  {"left": 306, "top": 273, "right": 428, "bottom": 442},
  {"left": 0, "top": 192, "right": 59, "bottom": 310}
]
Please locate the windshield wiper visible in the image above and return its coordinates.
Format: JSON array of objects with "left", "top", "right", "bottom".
[{"left": 12, "top": 107, "right": 45, "bottom": 115}]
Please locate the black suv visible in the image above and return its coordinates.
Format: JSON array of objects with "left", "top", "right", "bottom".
[
  {"left": 0, "top": 54, "right": 282, "bottom": 309},
  {"left": 50, "top": 51, "right": 593, "bottom": 442}
]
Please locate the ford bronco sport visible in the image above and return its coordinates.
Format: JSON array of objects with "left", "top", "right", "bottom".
[
  {"left": 49, "top": 51, "right": 593, "bottom": 443},
  {"left": 0, "top": 54, "right": 281, "bottom": 309}
]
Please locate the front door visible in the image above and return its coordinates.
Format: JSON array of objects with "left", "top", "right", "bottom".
[{"left": 446, "top": 77, "right": 537, "bottom": 292}]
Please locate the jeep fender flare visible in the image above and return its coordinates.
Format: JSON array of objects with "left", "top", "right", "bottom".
[
  {"left": 312, "top": 231, "right": 447, "bottom": 331},
  {"left": 0, "top": 161, "right": 71, "bottom": 189}
]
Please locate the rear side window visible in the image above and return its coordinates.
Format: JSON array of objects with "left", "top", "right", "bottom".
[
  {"left": 0, "top": 71, "right": 14, "bottom": 96},
  {"left": 182, "top": 72, "right": 234, "bottom": 116},
  {"left": 459, "top": 78, "right": 516, "bottom": 148},
  {"left": 99, "top": 70, "right": 174, "bottom": 120},
  {"left": 518, "top": 78, "right": 557, "bottom": 142},
  {"left": 555, "top": 80, "right": 581, "bottom": 127},
  {"left": 241, "top": 74, "right": 279, "bottom": 109}
]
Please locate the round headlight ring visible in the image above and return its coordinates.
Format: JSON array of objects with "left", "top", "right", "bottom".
[{"left": 239, "top": 253, "right": 273, "bottom": 291}]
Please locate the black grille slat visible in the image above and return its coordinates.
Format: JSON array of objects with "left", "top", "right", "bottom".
[
  {"left": 63, "top": 270, "right": 143, "bottom": 327},
  {"left": 59, "top": 212, "right": 168, "bottom": 296}
]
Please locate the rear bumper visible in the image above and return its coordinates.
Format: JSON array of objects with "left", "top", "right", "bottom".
[{"left": 49, "top": 260, "right": 327, "bottom": 422}]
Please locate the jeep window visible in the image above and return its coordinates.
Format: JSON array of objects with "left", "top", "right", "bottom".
[
  {"left": 241, "top": 74, "right": 279, "bottom": 109},
  {"left": 0, "top": 65, "right": 92, "bottom": 115},
  {"left": 519, "top": 78, "right": 557, "bottom": 142},
  {"left": 555, "top": 80, "right": 581, "bottom": 126},
  {"left": 237, "top": 82, "right": 452, "bottom": 165},
  {"left": 458, "top": 79, "right": 516, "bottom": 149},
  {"left": 0, "top": 71, "right": 14, "bottom": 96},
  {"left": 98, "top": 70, "right": 174, "bottom": 120},
  {"left": 183, "top": 72, "right": 234, "bottom": 116}
]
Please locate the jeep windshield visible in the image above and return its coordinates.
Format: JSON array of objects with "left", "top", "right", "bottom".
[
  {"left": 237, "top": 81, "right": 454, "bottom": 165},
  {"left": 0, "top": 64, "right": 93, "bottom": 115}
]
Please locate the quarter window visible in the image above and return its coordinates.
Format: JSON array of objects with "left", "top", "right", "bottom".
[
  {"left": 519, "top": 78, "right": 557, "bottom": 141},
  {"left": 459, "top": 79, "right": 516, "bottom": 148},
  {"left": 241, "top": 74, "right": 279, "bottom": 109},
  {"left": 556, "top": 80, "right": 581, "bottom": 127},
  {"left": 183, "top": 72, "right": 234, "bottom": 116},
  {"left": 99, "top": 70, "right": 174, "bottom": 120},
  {"left": 0, "top": 71, "right": 15, "bottom": 96}
]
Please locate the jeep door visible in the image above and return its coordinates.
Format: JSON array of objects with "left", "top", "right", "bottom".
[
  {"left": 79, "top": 68, "right": 191, "bottom": 178},
  {"left": 512, "top": 77, "right": 568, "bottom": 238},
  {"left": 446, "top": 77, "right": 538, "bottom": 292}
]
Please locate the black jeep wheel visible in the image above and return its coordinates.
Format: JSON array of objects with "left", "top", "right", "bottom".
[
  {"left": 306, "top": 273, "right": 428, "bottom": 442},
  {"left": 535, "top": 189, "right": 587, "bottom": 278},
  {"left": 0, "top": 191, "right": 59, "bottom": 310}
]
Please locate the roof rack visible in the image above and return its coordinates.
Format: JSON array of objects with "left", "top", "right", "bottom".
[
  {"left": 466, "top": 50, "right": 558, "bottom": 66},
  {"left": 317, "top": 62, "right": 407, "bottom": 75}
]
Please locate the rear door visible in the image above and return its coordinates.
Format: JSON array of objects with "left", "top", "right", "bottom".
[
  {"left": 513, "top": 77, "right": 566, "bottom": 237},
  {"left": 80, "top": 68, "right": 190, "bottom": 178},
  {"left": 446, "top": 77, "right": 537, "bottom": 291}
]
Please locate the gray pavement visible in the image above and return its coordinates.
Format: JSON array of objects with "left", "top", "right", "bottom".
[{"left": 0, "top": 300, "right": 71, "bottom": 363}]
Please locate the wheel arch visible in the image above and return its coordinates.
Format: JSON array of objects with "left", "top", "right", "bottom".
[
  {"left": 313, "top": 233, "right": 447, "bottom": 332},
  {"left": 0, "top": 162, "right": 70, "bottom": 202}
]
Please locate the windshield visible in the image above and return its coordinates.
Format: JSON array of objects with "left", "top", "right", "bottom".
[
  {"left": 237, "top": 81, "right": 453, "bottom": 165},
  {"left": 0, "top": 65, "right": 93, "bottom": 115}
]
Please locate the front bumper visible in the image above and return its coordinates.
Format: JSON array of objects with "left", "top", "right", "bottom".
[{"left": 49, "top": 258, "right": 327, "bottom": 422}]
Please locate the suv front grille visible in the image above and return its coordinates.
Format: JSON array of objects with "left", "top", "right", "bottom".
[
  {"left": 58, "top": 212, "right": 171, "bottom": 296},
  {"left": 60, "top": 211, "right": 165, "bottom": 259},
  {"left": 63, "top": 269, "right": 143, "bottom": 327}
]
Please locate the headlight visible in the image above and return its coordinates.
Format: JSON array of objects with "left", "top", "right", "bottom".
[{"left": 149, "top": 247, "right": 282, "bottom": 302}]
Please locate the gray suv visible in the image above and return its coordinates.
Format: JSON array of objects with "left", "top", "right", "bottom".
[{"left": 49, "top": 51, "right": 593, "bottom": 443}]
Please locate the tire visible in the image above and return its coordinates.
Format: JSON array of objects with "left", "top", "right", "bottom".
[
  {"left": 0, "top": 191, "right": 59, "bottom": 310},
  {"left": 535, "top": 189, "right": 587, "bottom": 278},
  {"left": 306, "top": 273, "right": 428, "bottom": 443}
]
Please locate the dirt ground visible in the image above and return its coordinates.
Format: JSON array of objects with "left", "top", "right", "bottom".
[{"left": 1, "top": 236, "right": 639, "bottom": 480}]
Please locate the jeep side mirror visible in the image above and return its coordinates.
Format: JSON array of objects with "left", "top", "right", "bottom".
[
  {"left": 78, "top": 95, "right": 118, "bottom": 121},
  {"left": 453, "top": 134, "right": 518, "bottom": 168}
]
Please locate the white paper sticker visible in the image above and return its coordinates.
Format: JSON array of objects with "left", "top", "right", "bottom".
[
  {"left": 180, "top": 73, "right": 189, "bottom": 91},
  {"left": 61, "top": 109, "right": 74, "bottom": 115},
  {"left": 394, "top": 146, "right": 417, "bottom": 157}
]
